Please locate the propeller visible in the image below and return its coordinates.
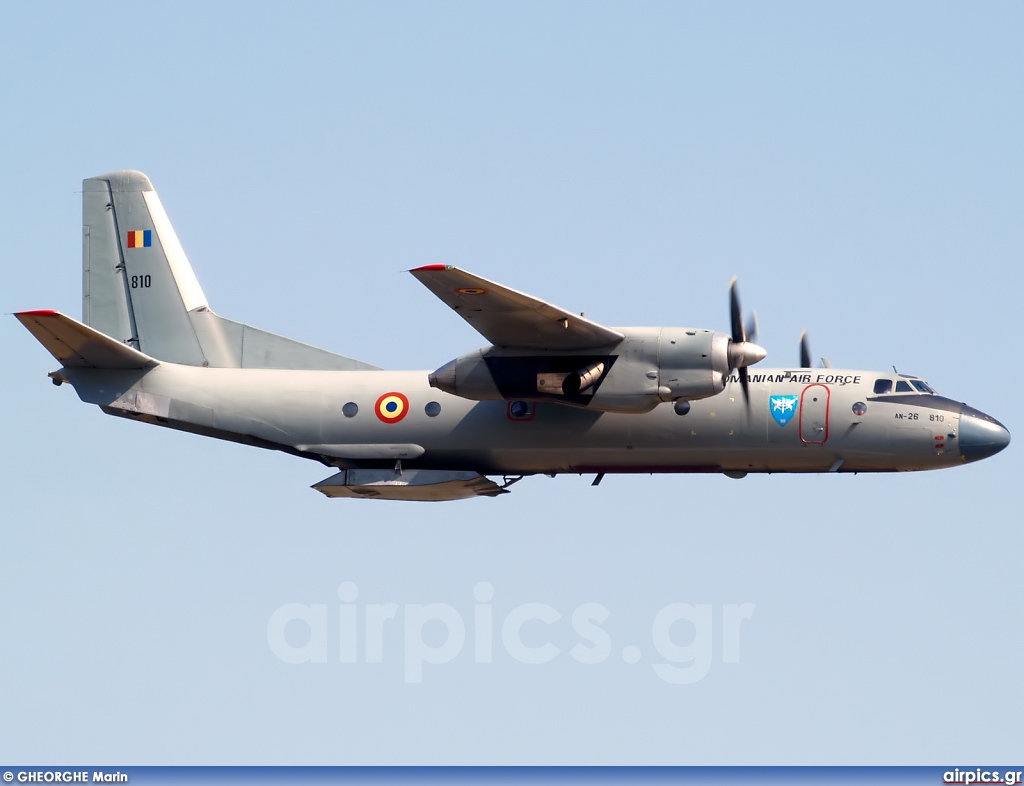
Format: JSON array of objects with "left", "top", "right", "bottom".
[
  {"left": 799, "top": 330, "right": 831, "bottom": 369},
  {"left": 799, "top": 330, "right": 811, "bottom": 369},
  {"left": 727, "top": 278, "right": 768, "bottom": 405}
]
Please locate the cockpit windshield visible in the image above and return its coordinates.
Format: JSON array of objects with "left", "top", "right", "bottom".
[
  {"left": 876, "top": 376, "right": 937, "bottom": 395},
  {"left": 874, "top": 375, "right": 938, "bottom": 396}
]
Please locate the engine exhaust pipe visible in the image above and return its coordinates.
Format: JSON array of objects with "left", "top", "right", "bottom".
[{"left": 561, "top": 362, "right": 606, "bottom": 396}]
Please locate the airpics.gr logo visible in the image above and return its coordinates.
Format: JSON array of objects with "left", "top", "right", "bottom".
[{"left": 769, "top": 395, "right": 799, "bottom": 427}]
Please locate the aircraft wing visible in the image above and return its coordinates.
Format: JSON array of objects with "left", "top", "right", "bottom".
[
  {"left": 410, "top": 265, "right": 624, "bottom": 350},
  {"left": 15, "top": 310, "right": 157, "bottom": 369}
]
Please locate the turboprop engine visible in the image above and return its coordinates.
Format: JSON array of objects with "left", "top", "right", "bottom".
[
  {"left": 428, "top": 325, "right": 766, "bottom": 414},
  {"left": 426, "top": 276, "right": 766, "bottom": 413}
]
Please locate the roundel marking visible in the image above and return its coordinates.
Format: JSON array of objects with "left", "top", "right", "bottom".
[
  {"left": 375, "top": 392, "right": 410, "bottom": 423},
  {"left": 455, "top": 287, "right": 487, "bottom": 295}
]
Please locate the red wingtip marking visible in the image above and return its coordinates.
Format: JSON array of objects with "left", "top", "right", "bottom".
[
  {"left": 15, "top": 309, "right": 59, "bottom": 317},
  {"left": 410, "top": 264, "right": 450, "bottom": 272}
]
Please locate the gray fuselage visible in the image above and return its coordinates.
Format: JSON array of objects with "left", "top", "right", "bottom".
[{"left": 61, "top": 362, "right": 1009, "bottom": 477}]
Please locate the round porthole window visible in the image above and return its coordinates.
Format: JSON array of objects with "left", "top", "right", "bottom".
[
  {"left": 425, "top": 401, "right": 441, "bottom": 417},
  {"left": 510, "top": 401, "right": 530, "bottom": 419},
  {"left": 342, "top": 402, "right": 358, "bottom": 418},
  {"left": 852, "top": 402, "right": 867, "bottom": 416}
]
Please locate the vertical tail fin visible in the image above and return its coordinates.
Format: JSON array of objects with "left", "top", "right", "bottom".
[
  {"left": 83, "top": 171, "right": 209, "bottom": 365},
  {"left": 82, "top": 171, "right": 378, "bottom": 371}
]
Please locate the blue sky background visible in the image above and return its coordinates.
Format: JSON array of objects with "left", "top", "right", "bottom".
[{"left": 1, "top": 1, "right": 1020, "bottom": 765}]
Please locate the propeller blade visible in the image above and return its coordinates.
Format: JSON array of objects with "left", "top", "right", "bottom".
[
  {"left": 739, "top": 366, "right": 750, "bottom": 408},
  {"left": 799, "top": 330, "right": 811, "bottom": 369},
  {"left": 746, "top": 311, "right": 759, "bottom": 345},
  {"left": 729, "top": 277, "right": 745, "bottom": 344}
]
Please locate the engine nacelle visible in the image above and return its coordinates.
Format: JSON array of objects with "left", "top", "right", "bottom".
[
  {"left": 655, "top": 328, "right": 732, "bottom": 402},
  {"left": 428, "top": 327, "right": 742, "bottom": 413}
]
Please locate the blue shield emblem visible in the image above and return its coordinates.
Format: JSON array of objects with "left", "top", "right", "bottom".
[{"left": 769, "top": 395, "right": 799, "bottom": 427}]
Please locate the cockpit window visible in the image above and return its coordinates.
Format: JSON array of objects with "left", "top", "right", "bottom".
[
  {"left": 895, "top": 381, "right": 913, "bottom": 393},
  {"left": 873, "top": 379, "right": 893, "bottom": 394},
  {"left": 911, "top": 380, "right": 935, "bottom": 394}
]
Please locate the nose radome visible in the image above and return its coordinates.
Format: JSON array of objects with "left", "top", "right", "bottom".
[{"left": 959, "top": 406, "right": 1010, "bottom": 464}]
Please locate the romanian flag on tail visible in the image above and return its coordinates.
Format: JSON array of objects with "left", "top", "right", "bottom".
[{"left": 127, "top": 230, "right": 152, "bottom": 248}]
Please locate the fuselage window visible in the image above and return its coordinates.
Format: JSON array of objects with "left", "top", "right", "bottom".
[
  {"left": 873, "top": 379, "right": 893, "bottom": 394},
  {"left": 510, "top": 401, "right": 531, "bottom": 418},
  {"left": 895, "top": 381, "right": 913, "bottom": 393}
]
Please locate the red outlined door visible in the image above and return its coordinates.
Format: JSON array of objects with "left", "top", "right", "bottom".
[{"left": 799, "top": 384, "right": 830, "bottom": 444}]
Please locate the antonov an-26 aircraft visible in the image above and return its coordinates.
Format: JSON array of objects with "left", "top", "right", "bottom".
[{"left": 16, "top": 171, "right": 1010, "bottom": 500}]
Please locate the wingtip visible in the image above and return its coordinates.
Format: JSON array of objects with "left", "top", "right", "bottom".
[
  {"left": 409, "top": 264, "right": 451, "bottom": 273},
  {"left": 14, "top": 309, "right": 61, "bottom": 319}
]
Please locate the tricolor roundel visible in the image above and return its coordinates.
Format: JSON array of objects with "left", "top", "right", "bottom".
[
  {"left": 375, "top": 392, "right": 410, "bottom": 423},
  {"left": 455, "top": 287, "right": 487, "bottom": 295}
]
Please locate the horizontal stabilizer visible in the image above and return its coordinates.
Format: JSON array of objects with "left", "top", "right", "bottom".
[
  {"left": 313, "top": 469, "right": 508, "bottom": 501},
  {"left": 15, "top": 310, "right": 157, "bottom": 369}
]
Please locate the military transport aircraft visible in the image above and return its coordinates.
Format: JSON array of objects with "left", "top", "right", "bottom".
[{"left": 16, "top": 171, "right": 1010, "bottom": 500}]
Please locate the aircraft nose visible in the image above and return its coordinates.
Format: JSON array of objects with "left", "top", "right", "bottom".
[{"left": 959, "top": 405, "right": 1010, "bottom": 463}]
